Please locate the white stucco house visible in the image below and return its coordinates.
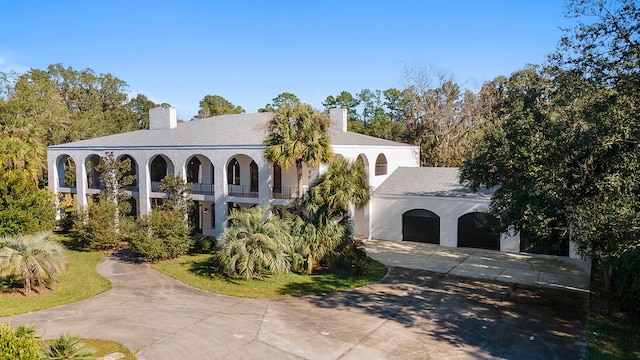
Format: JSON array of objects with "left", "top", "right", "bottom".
[{"left": 47, "top": 107, "right": 579, "bottom": 258}]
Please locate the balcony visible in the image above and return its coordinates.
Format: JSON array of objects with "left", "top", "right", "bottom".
[
  {"left": 228, "top": 185, "right": 258, "bottom": 198},
  {"left": 191, "top": 183, "right": 215, "bottom": 195},
  {"left": 271, "top": 186, "right": 298, "bottom": 200}
]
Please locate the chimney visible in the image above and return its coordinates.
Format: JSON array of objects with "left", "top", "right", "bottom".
[
  {"left": 149, "top": 107, "right": 177, "bottom": 130},
  {"left": 329, "top": 108, "right": 347, "bottom": 132}
]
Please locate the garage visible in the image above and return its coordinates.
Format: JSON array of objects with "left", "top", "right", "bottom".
[
  {"left": 402, "top": 209, "right": 440, "bottom": 244},
  {"left": 457, "top": 212, "right": 500, "bottom": 250}
]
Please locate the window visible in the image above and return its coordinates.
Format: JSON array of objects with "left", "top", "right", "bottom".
[
  {"left": 250, "top": 161, "right": 258, "bottom": 193},
  {"left": 273, "top": 164, "right": 282, "bottom": 193},
  {"left": 187, "top": 157, "right": 202, "bottom": 183},
  {"left": 227, "top": 158, "right": 240, "bottom": 185},
  {"left": 375, "top": 154, "right": 387, "bottom": 176}
]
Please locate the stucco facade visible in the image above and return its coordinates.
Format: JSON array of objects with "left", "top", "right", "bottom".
[{"left": 47, "top": 107, "right": 419, "bottom": 238}]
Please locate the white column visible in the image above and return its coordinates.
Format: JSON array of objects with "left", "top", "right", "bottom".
[
  {"left": 500, "top": 228, "right": 520, "bottom": 253},
  {"left": 214, "top": 160, "right": 226, "bottom": 238},
  {"left": 75, "top": 155, "right": 88, "bottom": 212},
  {"left": 138, "top": 156, "right": 151, "bottom": 216},
  {"left": 440, "top": 217, "right": 457, "bottom": 247}
]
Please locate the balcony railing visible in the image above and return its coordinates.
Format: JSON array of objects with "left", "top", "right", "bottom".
[
  {"left": 191, "top": 183, "right": 215, "bottom": 195},
  {"left": 228, "top": 184, "right": 258, "bottom": 198},
  {"left": 271, "top": 186, "right": 298, "bottom": 199}
]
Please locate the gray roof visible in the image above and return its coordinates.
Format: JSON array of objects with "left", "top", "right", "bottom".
[
  {"left": 49, "top": 112, "right": 412, "bottom": 150},
  {"left": 373, "top": 167, "right": 496, "bottom": 198}
]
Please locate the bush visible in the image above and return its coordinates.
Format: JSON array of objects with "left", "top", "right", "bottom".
[
  {"left": 191, "top": 236, "right": 217, "bottom": 254},
  {"left": 70, "top": 200, "right": 121, "bottom": 250},
  {"left": 0, "top": 323, "right": 40, "bottom": 360},
  {"left": 0, "top": 189, "right": 57, "bottom": 237},
  {"left": 217, "top": 205, "right": 292, "bottom": 280},
  {"left": 611, "top": 246, "right": 640, "bottom": 312},
  {"left": 130, "top": 208, "right": 193, "bottom": 262},
  {"left": 39, "top": 333, "right": 96, "bottom": 360}
]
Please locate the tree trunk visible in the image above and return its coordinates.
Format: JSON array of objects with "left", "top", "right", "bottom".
[
  {"left": 307, "top": 255, "right": 314, "bottom": 275},
  {"left": 296, "top": 159, "right": 304, "bottom": 210}
]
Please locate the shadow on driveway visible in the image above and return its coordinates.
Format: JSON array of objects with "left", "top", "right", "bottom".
[{"left": 292, "top": 267, "right": 588, "bottom": 359}]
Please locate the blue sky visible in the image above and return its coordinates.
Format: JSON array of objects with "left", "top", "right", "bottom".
[{"left": 1, "top": 1, "right": 571, "bottom": 120}]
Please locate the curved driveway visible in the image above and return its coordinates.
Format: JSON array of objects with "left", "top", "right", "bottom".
[{"left": 2, "top": 249, "right": 588, "bottom": 360}]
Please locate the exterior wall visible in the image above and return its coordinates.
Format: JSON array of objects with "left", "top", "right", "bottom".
[
  {"left": 370, "top": 194, "right": 520, "bottom": 253},
  {"left": 332, "top": 145, "right": 420, "bottom": 190}
]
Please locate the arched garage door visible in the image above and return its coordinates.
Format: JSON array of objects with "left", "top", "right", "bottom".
[
  {"left": 457, "top": 212, "right": 500, "bottom": 250},
  {"left": 402, "top": 209, "right": 439, "bottom": 244}
]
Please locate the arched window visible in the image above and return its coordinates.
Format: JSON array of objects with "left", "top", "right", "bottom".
[
  {"left": 187, "top": 157, "right": 202, "bottom": 184},
  {"left": 250, "top": 160, "right": 258, "bottom": 193},
  {"left": 227, "top": 158, "right": 240, "bottom": 185},
  {"left": 375, "top": 153, "right": 387, "bottom": 175},
  {"left": 402, "top": 209, "right": 440, "bottom": 244},
  {"left": 273, "top": 164, "right": 282, "bottom": 194},
  {"left": 150, "top": 156, "right": 168, "bottom": 182}
]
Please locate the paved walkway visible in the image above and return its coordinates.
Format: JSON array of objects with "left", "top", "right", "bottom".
[
  {"left": 1, "top": 243, "right": 590, "bottom": 360},
  {"left": 365, "top": 239, "right": 592, "bottom": 292}
]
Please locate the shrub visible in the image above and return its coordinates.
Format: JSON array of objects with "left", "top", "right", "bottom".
[
  {"left": 130, "top": 208, "right": 193, "bottom": 262},
  {"left": 39, "top": 333, "right": 96, "bottom": 360},
  {"left": 217, "top": 205, "right": 291, "bottom": 280},
  {"left": 191, "top": 236, "right": 217, "bottom": 254},
  {"left": 611, "top": 245, "right": 640, "bottom": 312},
  {"left": 0, "top": 232, "right": 67, "bottom": 294},
  {"left": 70, "top": 200, "right": 121, "bottom": 250},
  {"left": 0, "top": 323, "right": 40, "bottom": 360}
]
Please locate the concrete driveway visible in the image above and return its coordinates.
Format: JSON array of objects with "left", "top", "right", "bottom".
[{"left": 1, "top": 244, "right": 589, "bottom": 360}]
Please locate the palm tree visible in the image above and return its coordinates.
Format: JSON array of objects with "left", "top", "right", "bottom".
[
  {"left": 303, "top": 157, "right": 370, "bottom": 219},
  {"left": 0, "top": 232, "right": 67, "bottom": 294},
  {"left": 218, "top": 205, "right": 292, "bottom": 280},
  {"left": 264, "top": 103, "right": 333, "bottom": 206},
  {"left": 290, "top": 157, "right": 370, "bottom": 274}
]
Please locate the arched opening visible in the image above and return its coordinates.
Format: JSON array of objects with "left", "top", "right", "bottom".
[
  {"left": 187, "top": 155, "right": 214, "bottom": 195},
  {"left": 226, "top": 155, "right": 258, "bottom": 198},
  {"left": 187, "top": 157, "right": 202, "bottom": 184},
  {"left": 402, "top": 209, "right": 440, "bottom": 244},
  {"left": 85, "top": 154, "right": 102, "bottom": 189},
  {"left": 250, "top": 160, "right": 258, "bottom": 194},
  {"left": 375, "top": 153, "right": 387, "bottom": 176},
  {"left": 150, "top": 155, "right": 173, "bottom": 192},
  {"left": 273, "top": 164, "right": 282, "bottom": 197},
  {"left": 118, "top": 154, "right": 138, "bottom": 189},
  {"left": 356, "top": 153, "right": 370, "bottom": 182},
  {"left": 227, "top": 158, "right": 240, "bottom": 185},
  {"left": 457, "top": 212, "right": 500, "bottom": 250},
  {"left": 56, "top": 155, "right": 76, "bottom": 188}
]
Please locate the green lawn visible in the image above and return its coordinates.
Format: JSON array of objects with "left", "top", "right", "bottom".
[
  {"left": 0, "top": 237, "right": 112, "bottom": 316},
  {"left": 151, "top": 254, "right": 388, "bottom": 298},
  {"left": 586, "top": 296, "right": 640, "bottom": 359}
]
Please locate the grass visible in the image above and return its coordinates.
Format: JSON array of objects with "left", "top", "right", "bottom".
[
  {"left": 39, "top": 338, "right": 136, "bottom": 360},
  {"left": 585, "top": 268, "right": 640, "bottom": 360},
  {"left": 151, "top": 254, "right": 388, "bottom": 298},
  {"left": 0, "top": 235, "right": 112, "bottom": 316}
]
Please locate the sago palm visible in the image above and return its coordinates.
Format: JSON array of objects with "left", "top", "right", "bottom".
[
  {"left": 264, "top": 103, "right": 333, "bottom": 205},
  {"left": 218, "top": 205, "right": 292, "bottom": 280},
  {"left": 0, "top": 232, "right": 67, "bottom": 294}
]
